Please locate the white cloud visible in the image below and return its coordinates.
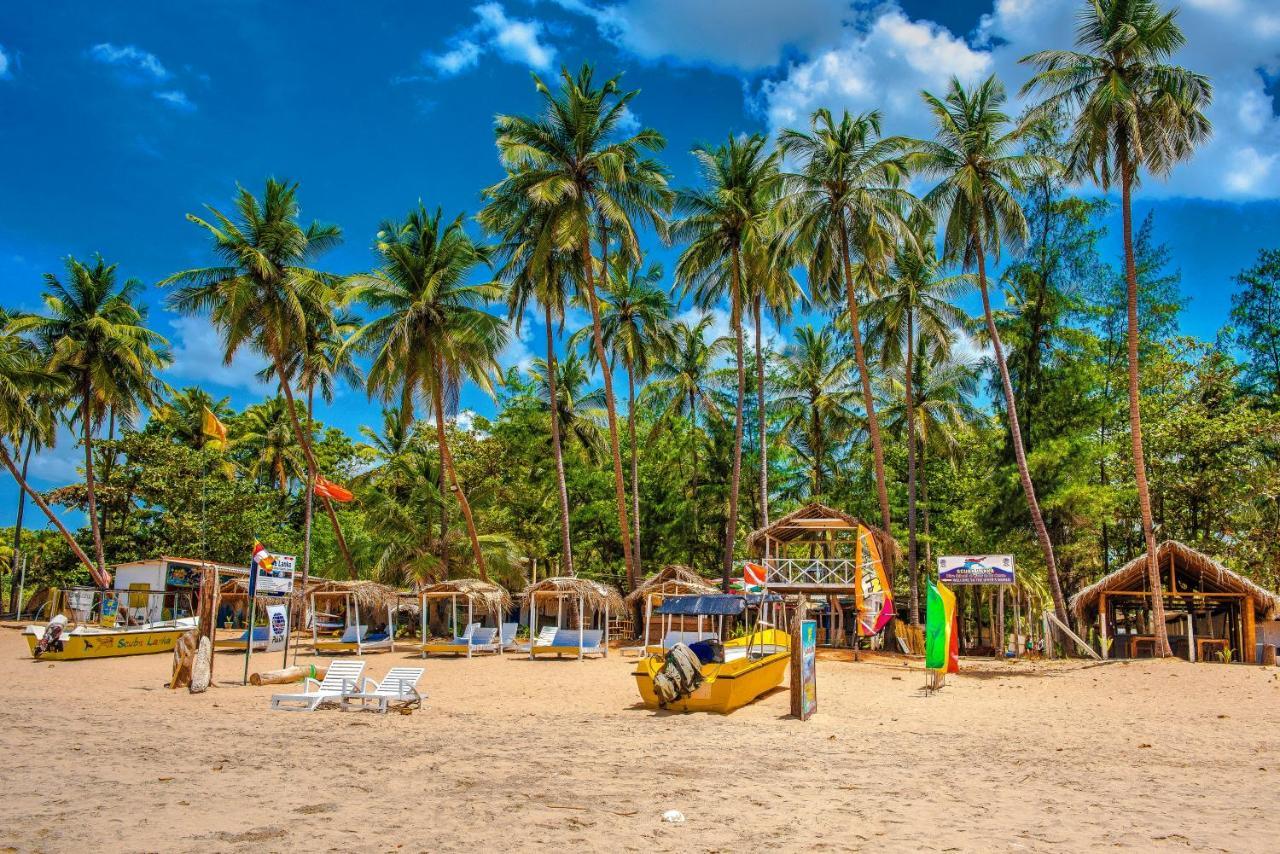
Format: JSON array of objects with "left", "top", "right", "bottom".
[
  {"left": 497, "top": 310, "right": 537, "bottom": 372},
  {"left": 757, "top": 0, "right": 1280, "bottom": 200},
  {"left": 26, "top": 424, "right": 82, "bottom": 486},
  {"left": 425, "top": 3, "right": 555, "bottom": 77},
  {"left": 164, "top": 316, "right": 272, "bottom": 393},
  {"left": 557, "top": 0, "right": 851, "bottom": 70},
  {"left": 153, "top": 90, "right": 195, "bottom": 111},
  {"left": 88, "top": 43, "right": 169, "bottom": 80},
  {"left": 675, "top": 306, "right": 783, "bottom": 369},
  {"left": 0, "top": 44, "right": 11, "bottom": 79}
]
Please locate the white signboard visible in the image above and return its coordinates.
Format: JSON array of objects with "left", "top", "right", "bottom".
[
  {"left": 266, "top": 603, "right": 289, "bottom": 653},
  {"left": 938, "top": 554, "right": 1015, "bottom": 585},
  {"left": 254, "top": 552, "right": 296, "bottom": 596}
]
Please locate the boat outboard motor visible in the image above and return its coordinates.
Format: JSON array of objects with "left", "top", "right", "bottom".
[
  {"left": 653, "top": 643, "right": 704, "bottom": 707},
  {"left": 35, "top": 615, "right": 67, "bottom": 656}
]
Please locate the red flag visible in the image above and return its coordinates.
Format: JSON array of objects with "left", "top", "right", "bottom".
[
  {"left": 742, "top": 562, "right": 767, "bottom": 592},
  {"left": 313, "top": 476, "right": 354, "bottom": 503}
]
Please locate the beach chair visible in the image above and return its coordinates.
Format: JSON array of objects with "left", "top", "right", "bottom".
[
  {"left": 499, "top": 622, "right": 520, "bottom": 652},
  {"left": 340, "top": 666, "right": 425, "bottom": 713},
  {"left": 514, "top": 625, "right": 558, "bottom": 654},
  {"left": 213, "top": 625, "right": 269, "bottom": 651},
  {"left": 270, "top": 660, "right": 366, "bottom": 712},
  {"left": 421, "top": 622, "right": 490, "bottom": 657},
  {"left": 532, "top": 628, "right": 606, "bottom": 660}
]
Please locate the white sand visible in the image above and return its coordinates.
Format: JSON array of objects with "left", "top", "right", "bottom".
[{"left": 2, "top": 625, "right": 1278, "bottom": 852}]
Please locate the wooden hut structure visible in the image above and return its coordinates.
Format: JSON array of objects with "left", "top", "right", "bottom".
[
  {"left": 419, "top": 578, "right": 512, "bottom": 655},
  {"left": 746, "top": 502, "right": 897, "bottom": 644},
  {"left": 1071, "top": 541, "right": 1280, "bottom": 662},
  {"left": 522, "top": 576, "right": 623, "bottom": 659},
  {"left": 307, "top": 580, "right": 404, "bottom": 655},
  {"left": 625, "top": 564, "right": 719, "bottom": 646}
]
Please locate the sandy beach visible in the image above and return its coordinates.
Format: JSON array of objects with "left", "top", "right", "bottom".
[{"left": 1, "top": 626, "right": 1278, "bottom": 853}]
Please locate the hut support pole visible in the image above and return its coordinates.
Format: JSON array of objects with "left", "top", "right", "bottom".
[
  {"left": 604, "top": 599, "right": 609, "bottom": 658},
  {"left": 354, "top": 596, "right": 362, "bottom": 655},
  {"left": 1186, "top": 612, "right": 1195, "bottom": 662},
  {"left": 1013, "top": 586, "right": 1022, "bottom": 658},
  {"left": 420, "top": 595, "right": 427, "bottom": 659},
  {"left": 1100, "top": 593, "right": 1108, "bottom": 659},
  {"left": 1244, "top": 599, "right": 1256, "bottom": 664},
  {"left": 529, "top": 593, "right": 538, "bottom": 660},
  {"left": 578, "top": 595, "right": 585, "bottom": 661},
  {"left": 389, "top": 603, "right": 395, "bottom": 653},
  {"left": 467, "top": 598, "right": 474, "bottom": 659}
]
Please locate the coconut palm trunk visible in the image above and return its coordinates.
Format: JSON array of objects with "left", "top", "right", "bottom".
[
  {"left": 627, "top": 364, "right": 642, "bottom": 579},
  {"left": 973, "top": 234, "right": 1069, "bottom": 626},
  {"left": 431, "top": 354, "right": 488, "bottom": 581},
  {"left": 545, "top": 306, "right": 575, "bottom": 577},
  {"left": 78, "top": 379, "right": 108, "bottom": 583},
  {"left": 905, "top": 311, "right": 920, "bottom": 625},
  {"left": 1, "top": 442, "right": 104, "bottom": 585},
  {"left": 302, "top": 386, "right": 315, "bottom": 591},
  {"left": 1121, "top": 166, "right": 1171, "bottom": 657},
  {"left": 723, "top": 248, "right": 747, "bottom": 590},
  {"left": 754, "top": 293, "right": 769, "bottom": 528},
  {"left": 838, "top": 225, "right": 893, "bottom": 540},
  {"left": 581, "top": 239, "right": 637, "bottom": 590},
  {"left": 8, "top": 434, "right": 33, "bottom": 613},
  {"left": 269, "top": 348, "right": 357, "bottom": 579}
]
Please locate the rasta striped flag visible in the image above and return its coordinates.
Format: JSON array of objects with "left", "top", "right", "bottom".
[{"left": 925, "top": 581, "right": 958, "bottom": 673}]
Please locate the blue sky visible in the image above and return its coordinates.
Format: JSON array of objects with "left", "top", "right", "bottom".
[{"left": 1, "top": 0, "right": 1278, "bottom": 525}]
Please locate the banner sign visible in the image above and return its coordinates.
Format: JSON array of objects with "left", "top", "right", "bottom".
[
  {"left": 938, "top": 554, "right": 1015, "bottom": 585},
  {"left": 248, "top": 541, "right": 296, "bottom": 597},
  {"left": 856, "top": 525, "right": 894, "bottom": 635},
  {"left": 99, "top": 593, "right": 118, "bottom": 628},
  {"left": 799, "top": 620, "right": 817, "bottom": 720},
  {"left": 266, "top": 603, "right": 289, "bottom": 653}
]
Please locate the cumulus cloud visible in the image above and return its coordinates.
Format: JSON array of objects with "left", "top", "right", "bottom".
[
  {"left": 153, "top": 90, "right": 195, "bottom": 111},
  {"left": 676, "top": 305, "right": 784, "bottom": 369},
  {"left": 88, "top": 42, "right": 169, "bottom": 80},
  {"left": 497, "top": 310, "right": 538, "bottom": 373},
  {"left": 426, "top": 2, "right": 555, "bottom": 76},
  {"left": 27, "top": 423, "right": 83, "bottom": 486},
  {"left": 165, "top": 316, "right": 271, "bottom": 393}
]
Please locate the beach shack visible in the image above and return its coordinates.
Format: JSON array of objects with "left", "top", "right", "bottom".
[
  {"left": 419, "top": 578, "right": 512, "bottom": 656},
  {"left": 307, "top": 580, "right": 403, "bottom": 655},
  {"left": 745, "top": 503, "right": 897, "bottom": 645},
  {"left": 522, "top": 576, "right": 623, "bottom": 659},
  {"left": 107, "top": 556, "right": 247, "bottom": 624},
  {"left": 625, "top": 564, "right": 720, "bottom": 648},
  {"left": 1071, "top": 540, "right": 1280, "bottom": 663}
]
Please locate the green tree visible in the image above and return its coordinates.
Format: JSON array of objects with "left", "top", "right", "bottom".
[
  {"left": 774, "top": 326, "right": 859, "bottom": 498},
  {"left": 1023, "top": 0, "right": 1212, "bottom": 654},
  {"left": 1230, "top": 249, "right": 1280, "bottom": 402}
]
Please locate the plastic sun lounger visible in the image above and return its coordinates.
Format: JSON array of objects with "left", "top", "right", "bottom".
[
  {"left": 270, "top": 660, "right": 366, "bottom": 712},
  {"left": 532, "top": 628, "right": 606, "bottom": 659},
  {"left": 420, "top": 622, "right": 487, "bottom": 657},
  {"left": 499, "top": 622, "right": 519, "bottom": 651},
  {"left": 213, "top": 626, "right": 270, "bottom": 651},
  {"left": 340, "top": 666, "right": 425, "bottom": 713},
  {"left": 514, "top": 625, "right": 558, "bottom": 654}
]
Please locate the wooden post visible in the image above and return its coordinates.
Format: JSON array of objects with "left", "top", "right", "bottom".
[
  {"left": 1186, "top": 611, "right": 1195, "bottom": 663},
  {"left": 1243, "top": 599, "right": 1256, "bottom": 664},
  {"left": 789, "top": 597, "right": 807, "bottom": 718},
  {"left": 1012, "top": 586, "right": 1022, "bottom": 659},
  {"left": 1099, "top": 593, "right": 1108, "bottom": 659},
  {"left": 529, "top": 592, "right": 538, "bottom": 660},
  {"left": 577, "top": 595, "right": 585, "bottom": 661},
  {"left": 1262, "top": 644, "right": 1276, "bottom": 667}
]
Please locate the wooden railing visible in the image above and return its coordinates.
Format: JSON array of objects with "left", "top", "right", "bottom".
[{"left": 743, "top": 558, "right": 859, "bottom": 587}]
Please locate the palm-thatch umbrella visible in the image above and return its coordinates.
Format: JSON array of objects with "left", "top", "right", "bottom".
[
  {"left": 419, "top": 578, "right": 512, "bottom": 640},
  {"left": 306, "top": 579, "right": 406, "bottom": 654},
  {"left": 625, "top": 565, "right": 719, "bottom": 645},
  {"left": 521, "top": 576, "right": 624, "bottom": 658}
]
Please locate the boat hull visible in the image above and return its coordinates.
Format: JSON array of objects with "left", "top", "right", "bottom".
[
  {"left": 633, "top": 629, "right": 791, "bottom": 714},
  {"left": 24, "top": 625, "right": 192, "bottom": 660}
]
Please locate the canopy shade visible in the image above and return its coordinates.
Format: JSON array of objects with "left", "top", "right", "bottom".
[{"left": 653, "top": 594, "right": 780, "bottom": 616}]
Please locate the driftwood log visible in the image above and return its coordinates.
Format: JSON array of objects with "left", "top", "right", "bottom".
[
  {"left": 170, "top": 629, "right": 199, "bottom": 689},
  {"left": 249, "top": 665, "right": 328, "bottom": 686}
]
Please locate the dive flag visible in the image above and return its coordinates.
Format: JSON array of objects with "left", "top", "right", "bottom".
[
  {"left": 925, "top": 581, "right": 957, "bottom": 671},
  {"left": 201, "top": 406, "right": 229, "bottom": 445},
  {"left": 742, "top": 562, "right": 767, "bottom": 592},
  {"left": 313, "top": 476, "right": 355, "bottom": 503}
]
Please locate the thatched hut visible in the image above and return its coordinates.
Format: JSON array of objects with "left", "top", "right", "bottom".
[
  {"left": 419, "top": 578, "right": 512, "bottom": 640},
  {"left": 307, "top": 579, "right": 406, "bottom": 654},
  {"left": 1071, "top": 540, "right": 1280, "bottom": 662},
  {"left": 625, "top": 565, "right": 719, "bottom": 645},
  {"left": 521, "top": 576, "right": 623, "bottom": 659}
]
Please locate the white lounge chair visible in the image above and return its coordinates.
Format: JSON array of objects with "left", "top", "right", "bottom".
[
  {"left": 422, "top": 622, "right": 495, "bottom": 657},
  {"left": 514, "top": 625, "right": 558, "bottom": 654},
  {"left": 270, "top": 659, "right": 366, "bottom": 711},
  {"left": 499, "top": 622, "right": 520, "bottom": 651},
  {"left": 532, "top": 628, "right": 607, "bottom": 659},
  {"left": 340, "top": 666, "right": 425, "bottom": 713}
]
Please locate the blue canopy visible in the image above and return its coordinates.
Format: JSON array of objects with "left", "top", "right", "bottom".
[{"left": 653, "top": 593, "right": 781, "bottom": 616}]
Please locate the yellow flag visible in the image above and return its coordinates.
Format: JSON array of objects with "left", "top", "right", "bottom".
[{"left": 201, "top": 406, "right": 228, "bottom": 445}]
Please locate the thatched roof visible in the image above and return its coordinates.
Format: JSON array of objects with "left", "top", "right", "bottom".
[
  {"left": 746, "top": 502, "right": 897, "bottom": 557},
  {"left": 419, "top": 578, "right": 512, "bottom": 619},
  {"left": 305, "top": 579, "right": 406, "bottom": 614},
  {"left": 521, "top": 576, "right": 624, "bottom": 613},
  {"left": 218, "top": 576, "right": 313, "bottom": 609},
  {"left": 624, "top": 564, "right": 718, "bottom": 604},
  {"left": 1070, "top": 540, "right": 1280, "bottom": 620}
]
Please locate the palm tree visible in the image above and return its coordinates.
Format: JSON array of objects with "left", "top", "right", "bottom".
[
  {"left": 774, "top": 325, "right": 859, "bottom": 498},
  {"left": 585, "top": 255, "right": 674, "bottom": 577},
  {"left": 532, "top": 349, "right": 607, "bottom": 462},
  {"left": 646, "top": 315, "right": 731, "bottom": 565},
  {"left": 489, "top": 64, "right": 672, "bottom": 591},
  {"left": 152, "top": 387, "right": 234, "bottom": 449},
  {"left": 0, "top": 321, "right": 106, "bottom": 586},
  {"left": 14, "top": 256, "right": 170, "bottom": 582},
  {"left": 1021, "top": 0, "right": 1211, "bottom": 655},
  {"left": 674, "top": 133, "right": 781, "bottom": 588},
  {"left": 237, "top": 397, "right": 305, "bottom": 494},
  {"left": 482, "top": 191, "right": 582, "bottom": 576},
  {"left": 162, "top": 178, "right": 357, "bottom": 575},
  {"left": 347, "top": 204, "right": 506, "bottom": 581},
  {"left": 867, "top": 234, "right": 972, "bottom": 623},
  {"left": 778, "top": 108, "right": 915, "bottom": 551},
  {"left": 907, "top": 76, "right": 1070, "bottom": 626}
]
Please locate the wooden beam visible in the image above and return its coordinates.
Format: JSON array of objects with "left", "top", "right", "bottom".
[{"left": 1244, "top": 598, "right": 1256, "bottom": 664}]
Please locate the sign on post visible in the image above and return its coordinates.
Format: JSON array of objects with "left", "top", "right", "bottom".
[
  {"left": 251, "top": 552, "right": 296, "bottom": 596},
  {"left": 266, "top": 603, "right": 289, "bottom": 653},
  {"left": 798, "top": 619, "right": 817, "bottom": 720},
  {"left": 938, "top": 555, "right": 1015, "bottom": 585}
]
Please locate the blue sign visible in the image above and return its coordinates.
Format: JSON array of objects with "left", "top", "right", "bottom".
[{"left": 799, "top": 619, "right": 817, "bottom": 720}]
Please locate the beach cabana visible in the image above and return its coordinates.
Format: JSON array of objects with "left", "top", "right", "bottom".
[
  {"left": 523, "top": 576, "right": 623, "bottom": 660},
  {"left": 419, "top": 579, "right": 512, "bottom": 657},
  {"left": 308, "top": 580, "right": 401, "bottom": 655},
  {"left": 625, "top": 564, "right": 719, "bottom": 650},
  {"left": 1071, "top": 540, "right": 1280, "bottom": 663}
]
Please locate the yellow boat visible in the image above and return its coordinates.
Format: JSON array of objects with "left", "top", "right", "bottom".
[
  {"left": 24, "top": 618, "right": 196, "bottom": 661},
  {"left": 634, "top": 627, "right": 791, "bottom": 713}
]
